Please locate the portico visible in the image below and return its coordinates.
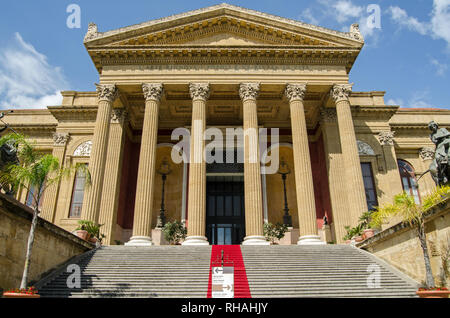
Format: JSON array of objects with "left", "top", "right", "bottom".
[{"left": 9, "top": 4, "right": 443, "bottom": 248}]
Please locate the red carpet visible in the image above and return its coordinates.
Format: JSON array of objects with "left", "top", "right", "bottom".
[{"left": 207, "top": 245, "right": 252, "bottom": 298}]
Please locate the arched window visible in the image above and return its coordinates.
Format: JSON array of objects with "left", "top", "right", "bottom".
[{"left": 398, "top": 160, "right": 421, "bottom": 204}]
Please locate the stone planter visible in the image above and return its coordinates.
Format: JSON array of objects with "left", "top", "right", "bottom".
[
  {"left": 89, "top": 237, "right": 98, "bottom": 244},
  {"left": 75, "top": 230, "right": 89, "bottom": 241},
  {"left": 416, "top": 289, "right": 450, "bottom": 298},
  {"left": 3, "top": 292, "right": 40, "bottom": 298},
  {"left": 354, "top": 236, "right": 363, "bottom": 242}
]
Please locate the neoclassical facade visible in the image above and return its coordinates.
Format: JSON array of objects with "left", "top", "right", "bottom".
[{"left": 4, "top": 4, "right": 450, "bottom": 246}]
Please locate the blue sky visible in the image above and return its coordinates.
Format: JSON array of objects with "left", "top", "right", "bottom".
[{"left": 0, "top": 0, "right": 449, "bottom": 109}]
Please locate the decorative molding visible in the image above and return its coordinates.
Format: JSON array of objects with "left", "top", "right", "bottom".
[
  {"left": 189, "top": 83, "right": 210, "bottom": 101},
  {"left": 320, "top": 107, "right": 337, "bottom": 123},
  {"left": 350, "top": 23, "right": 364, "bottom": 42},
  {"left": 73, "top": 141, "right": 93, "bottom": 157},
  {"left": 285, "top": 83, "right": 307, "bottom": 102},
  {"left": 331, "top": 84, "right": 353, "bottom": 104},
  {"left": 95, "top": 84, "right": 118, "bottom": 102},
  {"left": 84, "top": 23, "right": 99, "bottom": 42},
  {"left": 420, "top": 147, "right": 435, "bottom": 161},
  {"left": 239, "top": 83, "right": 260, "bottom": 101},
  {"left": 142, "top": 83, "right": 164, "bottom": 102},
  {"left": 85, "top": 3, "right": 363, "bottom": 45},
  {"left": 377, "top": 131, "right": 395, "bottom": 146},
  {"left": 111, "top": 108, "right": 128, "bottom": 124},
  {"left": 53, "top": 132, "right": 70, "bottom": 146},
  {"left": 357, "top": 140, "right": 375, "bottom": 156}
]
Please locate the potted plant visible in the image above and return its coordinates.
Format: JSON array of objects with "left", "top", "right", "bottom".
[
  {"left": 359, "top": 210, "right": 376, "bottom": 240},
  {"left": 263, "top": 222, "right": 288, "bottom": 244},
  {"left": 74, "top": 223, "right": 89, "bottom": 241},
  {"left": 343, "top": 224, "right": 364, "bottom": 243},
  {"left": 2, "top": 287, "right": 40, "bottom": 298},
  {"left": 162, "top": 220, "right": 187, "bottom": 245},
  {"left": 75, "top": 220, "right": 104, "bottom": 244},
  {"left": 0, "top": 133, "right": 90, "bottom": 297},
  {"left": 370, "top": 185, "right": 450, "bottom": 298}
]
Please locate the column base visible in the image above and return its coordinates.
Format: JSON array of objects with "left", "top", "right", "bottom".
[
  {"left": 242, "top": 235, "right": 270, "bottom": 245},
  {"left": 297, "top": 235, "right": 326, "bottom": 245},
  {"left": 124, "top": 236, "right": 153, "bottom": 246},
  {"left": 182, "top": 236, "right": 209, "bottom": 245}
]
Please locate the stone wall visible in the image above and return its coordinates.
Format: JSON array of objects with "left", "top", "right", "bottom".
[
  {"left": 0, "top": 193, "right": 93, "bottom": 293},
  {"left": 359, "top": 199, "right": 450, "bottom": 287}
]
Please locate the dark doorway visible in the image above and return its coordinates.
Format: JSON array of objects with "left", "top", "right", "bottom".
[{"left": 206, "top": 175, "right": 245, "bottom": 245}]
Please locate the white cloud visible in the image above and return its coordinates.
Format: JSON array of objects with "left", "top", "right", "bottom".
[
  {"left": 332, "top": 0, "right": 363, "bottom": 24},
  {"left": 388, "top": 1, "right": 450, "bottom": 49},
  {"left": 387, "top": 90, "right": 434, "bottom": 108},
  {"left": 430, "top": 58, "right": 448, "bottom": 76},
  {"left": 0, "top": 33, "right": 69, "bottom": 109},
  {"left": 431, "top": 0, "right": 450, "bottom": 48},
  {"left": 386, "top": 98, "right": 405, "bottom": 106},
  {"left": 299, "top": 8, "right": 319, "bottom": 25},
  {"left": 388, "top": 6, "right": 429, "bottom": 35}
]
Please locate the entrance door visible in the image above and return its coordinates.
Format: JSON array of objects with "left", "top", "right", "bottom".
[{"left": 206, "top": 176, "right": 245, "bottom": 245}]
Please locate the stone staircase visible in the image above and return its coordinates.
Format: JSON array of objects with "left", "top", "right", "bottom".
[
  {"left": 241, "top": 245, "right": 419, "bottom": 298},
  {"left": 36, "top": 245, "right": 419, "bottom": 298},
  {"left": 36, "top": 246, "right": 212, "bottom": 298}
]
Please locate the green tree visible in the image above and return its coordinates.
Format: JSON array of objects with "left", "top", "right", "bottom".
[
  {"left": 0, "top": 133, "right": 90, "bottom": 289},
  {"left": 370, "top": 186, "right": 450, "bottom": 288}
]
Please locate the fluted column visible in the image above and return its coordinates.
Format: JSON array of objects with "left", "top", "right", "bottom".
[
  {"left": 331, "top": 84, "right": 368, "bottom": 226},
  {"left": 98, "top": 109, "right": 127, "bottom": 245},
  {"left": 126, "top": 83, "right": 163, "bottom": 246},
  {"left": 182, "top": 83, "right": 210, "bottom": 245},
  {"left": 40, "top": 132, "right": 70, "bottom": 223},
  {"left": 285, "top": 84, "right": 325, "bottom": 245},
  {"left": 81, "top": 84, "right": 118, "bottom": 222},
  {"left": 240, "top": 83, "right": 269, "bottom": 245}
]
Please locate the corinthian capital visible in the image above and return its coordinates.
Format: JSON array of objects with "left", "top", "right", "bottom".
[
  {"left": 189, "top": 83, "right": 210, "bottom": 101},
  {"left": 142, "top": 83, "right": 164, "bottom": 102},
  {"left": 95, "top": 84, "right": 118, "bottom": 102},
  {"left": 239, "top": 83, "right": 260, "bottom": 101},
  {"left": 420, "top": 147, "right": 435, "bottom": 161},
  {"left": 111, "top": 108, "right": 128, "bottom": 124},
  {"left": 285, "top": 83, "right": 307, "bottom": 102},
  {"left": 331, "top": 84, "right": 353, "bottom": 103},
  {"left": 377, "top": 131, "right": 395, "bottom": 146},
  {"left": 53, "top": 132, "right": 70, "bottom": 146}
]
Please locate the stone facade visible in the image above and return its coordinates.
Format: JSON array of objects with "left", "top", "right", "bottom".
[{"left": 1, "top": 4, "right": 450, "bottom": 247}]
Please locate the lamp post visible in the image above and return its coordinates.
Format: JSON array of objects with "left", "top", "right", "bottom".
[
  {"left": 156, "top": 157, "right": 172, "bottom": 228},
  {"left": 278, "top": 158, "right": 292, "bottom": 227}
]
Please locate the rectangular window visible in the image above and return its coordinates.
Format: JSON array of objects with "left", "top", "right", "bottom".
[
  {"left": 361, "top": 163, "right": 378, "bottom": 211},
  {"left": 69, "top": 164, "right": 87, "bottom": 218}
]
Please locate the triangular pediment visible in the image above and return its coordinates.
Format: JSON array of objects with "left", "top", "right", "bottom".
[{"left": 84, "top": 3, "right": 363, "bottom": 49}]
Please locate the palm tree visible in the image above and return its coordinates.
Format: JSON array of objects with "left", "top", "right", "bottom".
[
  {"left": 370, "top": 186, "right": 450, "bottom": 288},
  {"left": 0, "top": 133, "right": 90, "bottom": 290}
]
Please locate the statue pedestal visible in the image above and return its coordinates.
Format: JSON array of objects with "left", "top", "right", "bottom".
[
  {"left": 275, "top": 227, "right": 299, "bottom": 245},
  {"left": 151, "top": 228, "right": 168, "bottom": 246},
  {"left": 319, "top": 224, "right": 333, "bottom": 243}
]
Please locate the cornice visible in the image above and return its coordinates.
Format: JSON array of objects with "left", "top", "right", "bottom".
[{"left": 47, "top": 105, "right": 98, "bottom": 122}]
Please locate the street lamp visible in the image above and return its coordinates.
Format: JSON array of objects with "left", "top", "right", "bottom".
[
  {"left": 278, "top": 158, "right": 292, "bottom": 227},
  {"left": 156, "top": 157, "right": 172, "bottom": 228}
]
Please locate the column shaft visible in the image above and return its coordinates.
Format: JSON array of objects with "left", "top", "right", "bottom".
[
  {"left": 183, "top": 83, "right": 209, "bottom": 245},
  {"left": 81, "top": 85, "right": 118, "bottom": 222},
  {"left": 98, "top": 110, "right": 126, "bottom": 245},
  {"left": 240, "top": 83, "right": 268, "bottom": 245},
  {"left": 126, "top": 84, "right": 163, "bottom": 246},
  {"left": 333, "top": 84, "right": 368, "bottom": 225},
  {"left": 40, "top": 133, "right": 70, "bottom": 222}
]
